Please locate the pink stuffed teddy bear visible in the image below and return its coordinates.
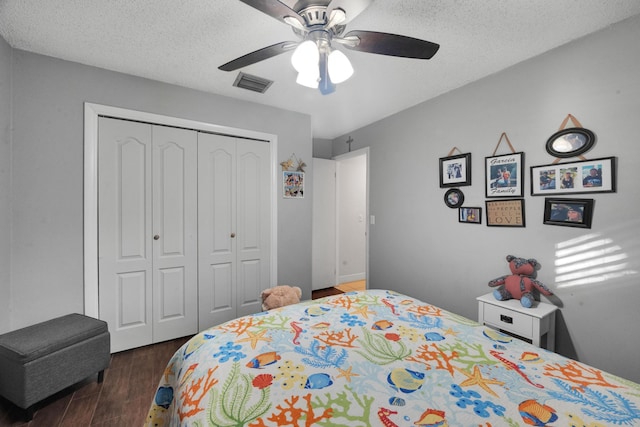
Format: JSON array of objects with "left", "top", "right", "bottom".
[{"left": 488, "top": 255, "right": 553, "bottom": 308}]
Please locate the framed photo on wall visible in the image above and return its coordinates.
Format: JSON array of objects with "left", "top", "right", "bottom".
[
  {"left": 485, "top": 152, "right": 524, "bottom": 198},
  {"left": 444, "top": 188, "right": 465, "bottom": 208},
  {"left": 439, "top": 153, "right": 471, "bottom": 187},
  {"left": 530, "top": 157, "right": 616, "bottom": 196},
  {"left": 459, "top": 207, "right": 482, "bottom": 224},
  {"left": 485, "top": 199, "right": 526, "bottom": 227},
  {"left": 283, "top": 171, "right": 304, "bottom": 198},
  {"left": 543, "top": 197, "right": 594, "bottom": 228}
]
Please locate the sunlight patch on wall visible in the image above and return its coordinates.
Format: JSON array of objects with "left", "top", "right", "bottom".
[{"left": 554, "top": 232, "right": 637, "bottom": 288}]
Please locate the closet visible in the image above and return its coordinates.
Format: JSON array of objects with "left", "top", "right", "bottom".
[{"left": 97, "top": 117, "right": 270, "bottom": 352}]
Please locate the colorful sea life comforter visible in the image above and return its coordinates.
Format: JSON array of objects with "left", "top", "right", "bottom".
[{"left": 146, "top": 290, "right": 640, "bottom": 426}]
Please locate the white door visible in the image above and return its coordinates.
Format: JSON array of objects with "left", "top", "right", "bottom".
[
  {"left": 235, "top": 139, "right": 271, "bottom": 318},
  {"left": 312, "top": 158, "right": 337, "bottom": 290},
  {"left": 98, "top": 117, "right": 198, "bottom": 352},
  {"left": 151, "top": 125, "right": 198, "bottom": 342},
  {"left": 198, "top": 133, "right": 270, "bottom": 329},
  {"left": 336, "top": 153, "right": 367, "bottom": 284},
  {"left": 99, "top": 118, "right": 153, "bottom": 351}
]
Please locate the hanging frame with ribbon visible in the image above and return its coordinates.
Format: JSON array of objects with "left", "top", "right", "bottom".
[
  {"left": 485, "top": 132, "right": 525, "bottom": 198},
  {"left": 545, "top": 114, "right": 596, "bottom": 163},
  {"left": 439, "top": 147, "right": 472, "bottom": 188}
]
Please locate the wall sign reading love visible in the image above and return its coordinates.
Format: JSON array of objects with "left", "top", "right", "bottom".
[{"left": 485, "top": 199, "right": 526, "bottom": 227}]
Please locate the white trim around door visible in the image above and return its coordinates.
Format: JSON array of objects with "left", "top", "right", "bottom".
[{"left": 83, "top": 102, "right": 278, "bottom": 318}]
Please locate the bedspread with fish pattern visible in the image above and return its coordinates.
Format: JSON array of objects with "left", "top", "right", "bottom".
[{"left": 145, "top": 290, "right": 640, "bottom": 426}]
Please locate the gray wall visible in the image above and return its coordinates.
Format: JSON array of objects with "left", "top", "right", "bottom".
[
  {"left": 312, "top": 138, "right": 333, "bottom": 159},
  {"left": 334, "top": 15, "right": 640, "bottom": 383},
  {"left": 3, "top": 48, "right": 313, "bottom": 332},
  {"left": 0, "top": 36, "right": 11, "bottom": 332}
]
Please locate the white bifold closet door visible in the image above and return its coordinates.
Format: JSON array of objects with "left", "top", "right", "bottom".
[
  {"left": 197, "top": 133, "right": 271, "bottom": 330},
  {"left": 98, "top": 117, "right": 198, "bottom": 352}
]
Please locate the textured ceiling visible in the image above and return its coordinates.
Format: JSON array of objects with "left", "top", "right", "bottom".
[{"left": 1, "top": 0, "right": 640, "bottom": 139}]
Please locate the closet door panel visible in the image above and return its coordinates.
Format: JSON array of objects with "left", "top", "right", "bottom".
[
  {"left": 198, "top": 133, "right": 237, "bottom": 329},
  {"left": 98, "top": 117, "right": 153, "bottom": 352},
  {"left": 152, "top": 125, "right": 198, "bottom": 342},
  {"left": 236, "top": 140, "right": 271, "bottom": 317}
]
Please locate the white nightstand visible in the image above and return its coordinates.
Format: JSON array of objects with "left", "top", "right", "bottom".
[{"left": 477, "top": 292, "right": 558, "bottom": 351}]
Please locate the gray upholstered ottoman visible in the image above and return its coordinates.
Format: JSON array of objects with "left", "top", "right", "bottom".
[{"left": 0, "top": 313, "right": 110, "bottom": 420}]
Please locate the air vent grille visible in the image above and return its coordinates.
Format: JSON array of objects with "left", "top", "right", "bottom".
[{"left": 233, "top": 72, "right": 273, "bottom": 94}]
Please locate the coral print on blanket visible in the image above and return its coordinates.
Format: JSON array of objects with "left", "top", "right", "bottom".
[{"left": 145, "top": 290, "right": 640, "bottom": 426}]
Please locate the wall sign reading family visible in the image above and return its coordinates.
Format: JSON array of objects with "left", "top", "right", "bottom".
[
  {"left": 485, "top": 152, "right": 524, "bottom": 198},
  {"left": 485, "top": 199, "right": 526, "bottom": 227},
  {"left": 530, "top": 157, "right": 616, "bottom": 196}
]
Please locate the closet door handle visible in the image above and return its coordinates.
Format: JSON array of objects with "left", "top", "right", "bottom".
[
  {"left": 230, "top": 232, "right": 236, "bottom": 238},
  {"left": 154, "top": 235, "right": 160, "bottom": 240}
]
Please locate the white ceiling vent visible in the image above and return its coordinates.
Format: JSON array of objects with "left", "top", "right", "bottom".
[{"left": 233, "top": 72, "right": 273, "bottom": 94}]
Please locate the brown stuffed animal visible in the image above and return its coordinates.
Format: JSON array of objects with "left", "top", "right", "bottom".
[{"left": 261, "top": 285, "right": 302, "bottom": 311}]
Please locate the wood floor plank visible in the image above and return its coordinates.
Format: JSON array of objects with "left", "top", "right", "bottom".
[
  {"left": 57, "top": 395, "right": 96, "bottom": 427},
  {"left": 25, "top": 393, "right": 71, "bottom": 427},
  {"left": 0, "top": 336, "right": 210, "bottom": 426}
]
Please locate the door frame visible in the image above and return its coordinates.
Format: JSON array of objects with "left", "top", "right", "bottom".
[
  {"left": 83, "top": 102, "right": 278, "bottom": 318},
  {"left": 333, "top": 147, "right": 369, "bottom": 286}
]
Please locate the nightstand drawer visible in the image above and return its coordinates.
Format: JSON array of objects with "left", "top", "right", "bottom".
[{"left": 483, "top": 303, "right": 533, "bottom": 338}]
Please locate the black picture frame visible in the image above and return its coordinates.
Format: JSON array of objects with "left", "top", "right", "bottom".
[
  {"left": 543, "top": 197, "right": 594, "bottom": 229},
  {"left": 530, "top": 157, "right": 616, "bottom": 196},
  {"left": 545, "top": 127, "right": 596, "bottom": 158},
  {"left": 485, "top": 152, "right": 524, "bottom": 198},
  {"left": 444, "top": 188, "right": 464, "bottom": 208},
  {"left": 439, "top": 153, "right": 472, "bottom": 188},
  {"left": 459, "top": 207, "right": 482, "bottom": 224},
  {"left": 485, "top": 199, "right": 526, "bottom": 227}
]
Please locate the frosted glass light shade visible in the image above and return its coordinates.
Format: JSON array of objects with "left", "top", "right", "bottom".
[
  {"left": 328, "top": 49, "right": 353, "bottom": 84},
  {"left": 296, "top": 69, "right": 319, "bottom": 88},
  {"left": 291, "top": 40, "right": 319, "bottom": 73}
]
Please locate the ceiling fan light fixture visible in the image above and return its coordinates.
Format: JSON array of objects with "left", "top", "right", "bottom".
[
  {"left": 326, "top": 8, "right": 346, "bottom": 29},
  {"left": 291, "top": 40, "right": 319, "bottom": 73},
  {"left": 327, "top": 49, "right": 353, "bottom": 84},
  {"left": 296, "top": 69, "right": 320, "bottom": 88}
]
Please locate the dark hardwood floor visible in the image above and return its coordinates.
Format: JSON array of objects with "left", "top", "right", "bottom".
[
  {"left": 311, "top": 286, "right": 343, "bottom": 299},
  {"left": 0, "top": 336, "right": 190, "bottom": 427},
  {"left": 0, "top": 288, "right": 344, "bottom": 427}
]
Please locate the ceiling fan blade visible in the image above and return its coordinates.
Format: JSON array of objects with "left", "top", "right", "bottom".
[
  {"left": 326, "top": 0, "right": 373, "bottom": 24},
  {"left": 238, "top": 0, "right": 305, "bottom": 27},
  {"left": 342, "top": 30, "right": 440, "bottom": 59},
  {"left": 219, "top": 41, "right": 298, "bottom": 72}
]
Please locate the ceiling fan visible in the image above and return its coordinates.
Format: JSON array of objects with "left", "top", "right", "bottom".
[{"left": 219, "top": 0, "right": 440, "bottom": 95}]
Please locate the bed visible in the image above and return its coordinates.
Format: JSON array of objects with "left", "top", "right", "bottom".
[{"left": 145, "top": 289, "right": 640, "bottom": 426}]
